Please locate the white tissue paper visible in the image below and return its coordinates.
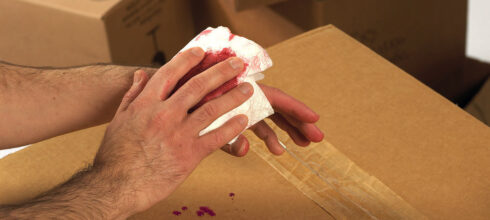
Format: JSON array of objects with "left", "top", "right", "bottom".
[{"left": 179, "top": 26, "right": 274, "bottom": 143}]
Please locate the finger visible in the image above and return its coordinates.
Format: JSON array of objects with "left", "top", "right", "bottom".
[
  {"left": 187, "top": 82, "right": 253, "bottom": 133},
  {"left": 270, "top": 114, "right": 310, "bottom": 147},
  {"left": 281, "top": 114, "right": 324, "bottom": 142},
  {"left": 220, "top": 134, "right": 249, "bottom": 157},
  {"left": 117, "top": 70, "right": 148, "bottom": 113},
  {"left": 167, "top": 57, "right": 244, "bottom": 110},
  {"left": 250, "top": 121, "right": 284, "bottom": 155},
  {"left": 198, "top": 114, "right": 248, "bottom": 156},
  {"left": 259, "top": 84, "right": 320, "bottom": 123},
  {"left": 142, "top": 47, "right": 205, "bottom": 100}
]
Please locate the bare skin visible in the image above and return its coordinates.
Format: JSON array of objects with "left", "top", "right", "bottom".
[
  {"left": 0, "top": 61, "right": 156, "bottom": 148},
  {"left": 0, "top": 47, "right": 323, "bottom": 219}
]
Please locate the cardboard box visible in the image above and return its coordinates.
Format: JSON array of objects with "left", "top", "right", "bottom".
[
  {"left": 0, "top": 0, "right": 195, "bottom": 67},
  {"left": 453, "top": 58, "right": 490, "bottom": 106},
  {"left": 271, "top": 0, "right": 469, "bottom": 101},
  {"left": 466, "top": 77, "right": 490, "bottom": 125},
  {"left": 231, "top": 0, "right": 286, "bottom": 11},
  {"left": 1, "top": 26, "right": 489, "bottom": 219},
  {"left": 192, "top": 0, "right": 304, "bottom": 48}
]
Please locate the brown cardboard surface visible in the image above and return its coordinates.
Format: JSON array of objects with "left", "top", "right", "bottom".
[
  {"left": 271, "top": 0, "right": 469, "bottom": 102},
  {"left": 260, "top": 25, "right": 490, "bottom": 219},
  {"left": 0, "top": 0, "right": 194, "bottom": 67},
  {"left": 192, "top": 0, "right": 304, "bottom": 48},
  {"left": 231, "top": 0, "right": 286, "bottom": 11},
  {"left": 0, "top": 125, "right": 106, "bottom": 205},
  {"left": 0, "top": 0, "right": 111, "bottom": 67},
  {"left": 1, "top": 25, "right": 489, "bottom": 219}
]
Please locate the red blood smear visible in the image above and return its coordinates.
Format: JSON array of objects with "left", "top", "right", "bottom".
[
  {"left": 172, "top": 211, "right": 182, "bottom": 216},
  {"left": 199, "top": 206, "right": 216, "bottom": 216},
  {"left": 229, "top": 34, "right": 236, "bottom": 41},
  {"left": 196, "top": 29, "right": 212, "bottom": 40},
  {"left": 196, "top": 210, "right": 205, "bottom": 217},
  {"left": 172, "top": 48, "right": 247, "bottom": 112},
  {"left": 181, "top": 206, "right": 188, "bottom": 211}
]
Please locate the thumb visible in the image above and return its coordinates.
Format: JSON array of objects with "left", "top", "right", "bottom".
[{"left": 117, "top": 70, "right": 148, "bottom": 113}]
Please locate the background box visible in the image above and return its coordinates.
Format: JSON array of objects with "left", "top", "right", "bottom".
[
  {"left": 232, "top": 0, "right": 286, "bottom": 11},
  {"left": 271, "top": 0, "right": 470, "bottom": 102},
  {"left": 192, "top": 0, "right": 303, "bottom": 48},
  {"left": 0, "top": 0, "right": 195, "bottom": 67}
]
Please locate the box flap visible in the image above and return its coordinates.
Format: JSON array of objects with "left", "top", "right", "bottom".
[
  {"left": 19, "top": 0, "right": 121, "bottom": 18},
  {"left": 232, "top": 0, "right": 286, "bottom": 11}
]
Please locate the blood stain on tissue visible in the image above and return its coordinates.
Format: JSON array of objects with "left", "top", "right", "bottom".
[
  {"left": 195, "top": 29, "right": 212, "bottom": 40},
  {"left": 229, "top": 34, "right": 236, "bottom": 41},
  {"left": 172, "top": 47, "right": 248, "bottom": 111}
]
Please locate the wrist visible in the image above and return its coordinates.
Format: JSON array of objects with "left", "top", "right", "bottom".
[
  {"left": 87, "top": 164, "right": 139, "bottom": 219},
  {"left": 1, "top": 166, "right": 136, "bottom": 220}
]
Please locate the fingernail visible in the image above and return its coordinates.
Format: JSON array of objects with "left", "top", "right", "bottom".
[
  {"left": 229, "top": 58, "right": 243, "bottom": 69},
  {"left": 239, "top": 115, "right": 248, "bottom": 125},
  {"left": 191, "top": 47, "right": 204, "bottom": 56},
  {"left": 238, "top": 141, "right": 246, "bottom": 155},
  {"left": 232, "top": 143, "right": 240, "bottom": 155},
  {"left": 133, "top": 71, "right": 142, "bottom": 83},
  {"left": 238, "top": 83, "right": 252, "bottom": 95}
]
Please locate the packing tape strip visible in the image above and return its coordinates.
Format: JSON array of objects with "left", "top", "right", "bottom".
[{"left": 244, "top": 119, "right": 426, "bottom": 219}]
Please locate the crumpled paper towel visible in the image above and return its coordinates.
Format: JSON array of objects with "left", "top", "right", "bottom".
[{"left": 179, "top": 26, "right": 274, "bottom": 143}]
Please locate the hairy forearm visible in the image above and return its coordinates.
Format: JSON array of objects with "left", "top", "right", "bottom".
[
  {"left": 0, "top": 61, "right": 157, "bottom": 149},
  {"left": 0, "top": 166, "right": 134, "bottom": 220}
]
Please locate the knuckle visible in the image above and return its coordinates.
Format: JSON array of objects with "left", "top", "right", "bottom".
[
  {"left": 123, "top": 90, "right": 134, "bottom": 101},
  {"left": 202, "top": 103, "right": 218, "bottom": 119},
  {"left": 216, "top": 61, "right": 236, "bottom": 78},
  {"left": 231, "top": 87, "right": 247, "bottom": 101},
  {"left": 161, "top": 65, "right": 177, "bottom": 79},
  {"left": 256, "top": 128, "right": 270, "bottom": 140},
  {"left": 172, "top": 92, "right": 188, "bottom": 107},
  {"left": 179, "top": 54, "right": 192, "bottom": 68},
  {"left": 211, "top": 132, "right": 224, "bottom": 147},
  {"left": 266, "top": 130, "right": 278, "bottom": 141},
  {"left": 233, "top": 119, "right": 246, "bottom": 131},
  {"left": 171, "top": 52, "right": 193, "bottom": 69},
  {"left": 188, "top": 77, "right": 207, "bottom": 95}
]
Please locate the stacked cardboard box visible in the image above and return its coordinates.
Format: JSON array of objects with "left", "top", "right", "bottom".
[
  {"left": 0, "top": 0, "right": 195, "bottom": 67},
  {"left": 466, "top": 77, "right": 490, "bottom": 125},
  {"left": 192, "top": 0, "right": 304, "bottom": 48},
  {"left": 271, "top": 0, "right": 469, "bottom": 101},
  {"left": 232, "top": 0, "right": 286, "bottom": 11}
]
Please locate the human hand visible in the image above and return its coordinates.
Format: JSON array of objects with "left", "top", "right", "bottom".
[
  {"left": 93, "top": 47, "right": 253, "bottom": 216},
  {"left": 222, "top": 84, "right": 324, "bottom": 157}
]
